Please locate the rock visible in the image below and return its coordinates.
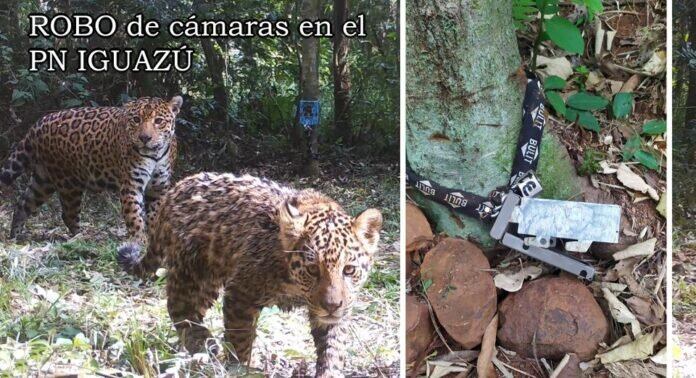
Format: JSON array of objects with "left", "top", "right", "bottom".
[
  {"left": 498, "top": 276, "right": 608, "bottom": 361},
  {"left": 420, "top": 238, "right": 496, "bottom": 349},
  {"left": 406, "top": 294, "right": 434, "bottom": 364},
  {"left": 555, "top": 353, "right": 582, "bottom": 378},
  {"left": 406, "top": 202, "right": 433, "bottom": 252}
]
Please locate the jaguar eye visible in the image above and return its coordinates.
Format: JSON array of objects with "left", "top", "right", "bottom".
[
  {"left": 307, "top": 264, "right": 320, "bottom": 276},
  {"left": 343, "top": 265, "right": 356, "bottom": 276},
  {"left": 154, "top": 117, "right": 164, "bottom": 125},
  {"left": 132, "top": 116, "right": 141, "bottom": 123}
]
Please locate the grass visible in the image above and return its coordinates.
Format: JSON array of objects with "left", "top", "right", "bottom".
[{"left": 0, "top": 158, "right": 400, "bottom": 377}]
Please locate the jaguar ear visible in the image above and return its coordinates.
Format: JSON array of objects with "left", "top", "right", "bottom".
[
  {"left": 170, "top": 96, "right": 183, "bottom": 115},
  {"left": 353, "top": 208, "right": 382, "bottom": 254},
  {"left": 278, "top": 197, "right": 307, "bottom": 250}
]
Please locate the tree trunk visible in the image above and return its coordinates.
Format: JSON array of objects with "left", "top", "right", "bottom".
[
  {"left": 333, "top": 0, "right": 352, "bottom": 144},
  {"left": 406, "top": 0, "right": 581, "bottom": 246},
  {"left": 298, "top": 0, "right": 322, "bottom": 176},
  {"left": 200, "top": 38, "right": 230, "bottom": 130}
]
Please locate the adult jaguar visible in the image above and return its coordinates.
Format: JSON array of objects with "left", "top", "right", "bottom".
[
  {"left": 0, "top": 96, "right": 182, "bottom": 240},
  {"left": 117, "top": 172, "right": 383, "bottom": 377}
]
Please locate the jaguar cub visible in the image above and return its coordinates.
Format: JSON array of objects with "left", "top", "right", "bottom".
[
  {"left": 0, "top": 96, "right": 181, "bottom": 240},
  {"left": 117, "top": 173, "right": 382, "bottom": 377}
]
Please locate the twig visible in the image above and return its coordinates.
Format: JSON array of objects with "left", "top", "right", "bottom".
[
  {"left": 348, "top": 324, "right": 387, "bottom": 378},
  {"left": 421, "top": 294, "right": 454, "bottom": 354}
]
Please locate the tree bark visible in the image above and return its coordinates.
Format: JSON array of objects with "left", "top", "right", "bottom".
[
  {"left": 406, "top": 0, "right": 581, "bottom": 246},
  {"left": 333, "top": 0, "right": 352, "bottom": 144},
  {"left": 298, "top": 0, "right": 322, "bottom": 176},
  {"left": 201, "top": 38, "right": 230, "bottom": 130}
]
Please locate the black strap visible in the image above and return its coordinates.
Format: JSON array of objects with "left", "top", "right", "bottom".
[
  {"left": 406, "top": 72, "right": 546, "bottom": 221},
  {"left": 406, "top": 164, "right": 501, "bottom": 221},
  {"left": 509, "top": 74, "right": 545, "bottom": 186}
]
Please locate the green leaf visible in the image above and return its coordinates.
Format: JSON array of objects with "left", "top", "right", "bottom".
[
  {"left": 612, "top": 92, "right": 633, "bottom": 119},
  {"left": 422, "top": 278, "right": 433, "bottom": 292},
  {"left": 622, "top": 135, "right": 641, "bottom": 160},
  {"left": 565, "top": 108, "right": 579, "bottom": 122},
  {"left": 635, "top": 150, "right": 659, "bottom": 170},
  {"left": 642, "top": 119, "right": 666, "bottom": 135},
  {"left": 577, "top": 111, "right": 600, "bottom": 132},
  {"left": 33, "top": 79, "right": 49, "bottom": 94},
  {"left": 545, "top": 91, "right": 566, "bottom": 117},
  {"left": 544, "top": 75, "right": 567, "bottom": 90},
  {"left": 575, "top": 65, "right": 590, "bottom": 75},
  {"left": 567, "top": 92, "right": 609, "bottom": 110},
  {"left": 544, "top": 15, "right": 585, "bottom": 54},
  {"left": 11, "top": 89, "right": 31, "bottom": 106}
]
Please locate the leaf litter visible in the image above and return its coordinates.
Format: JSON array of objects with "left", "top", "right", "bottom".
[{"left": 407, "top": 1, "right": 667, "bottom": 377}]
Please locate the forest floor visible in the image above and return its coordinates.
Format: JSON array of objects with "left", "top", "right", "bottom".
[
  {"left": 406, "top": 1, "right": 667, "bottom": 377},
  {"left": 674, "top": 233, "right": 696, "bottom": 377},
  {"left": 0, "top": 148, "right": 400, "bottom": 377}
]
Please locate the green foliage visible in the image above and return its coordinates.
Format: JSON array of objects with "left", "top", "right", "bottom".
[
  {"left": 512, "top": 0, "right": 539, "bottom": 29},
  {"left": 577, "top": 110, "right": 599, "bottom": 132},
  {"left": 634, "top": 150, "right": 659, "bottom": 170},
  {"left": 612, "top": 92, "right": 634, "bottom": 119},
  {"left": 546, "top": 91, "right": 566, "bottom": 116},
  {"left": 544, "top": 15, "right": 584, "bottom": 54},
  {"left": 513, "top": 0, "right": 603, "bottom": 56},
  {"left": 577, "top": 148, "right": 604, "bottom": 176},
  {"left": 622, "top": 134, "right": 661, "bottom": 171},
  {"left": 622, "top": 135, "right": 641, "bottom": 161},
  {"left": 642, "top": 119, "right": 666, "bottom": 135},
  {"left": 543, "top": 75, "right": 566, "bottom": 90},
  {"left": 566, "top": 92, "right": 609, "bottom": 110},
  {"left": 1, "top": 0, "right": 398, "bottom": 157},
  {"left": 543, "top": 75, "right": 566, "bottom": 116}
]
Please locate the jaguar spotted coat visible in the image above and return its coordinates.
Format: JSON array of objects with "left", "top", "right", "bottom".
[
  {"left": 0, "top": 96, "right": 182, "bottom": 240},
  {"left": 117, "top": 173, "right": 383, "bottom": 377}
]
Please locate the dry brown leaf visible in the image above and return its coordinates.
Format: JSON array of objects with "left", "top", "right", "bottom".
[
  {"left": 477, "top": 314, "right": 498, "bottom": 378},
  {"left": 626, "top": 296, "right": 663, "bottom": 325},
  {"left": 536, "top": 55, "right": 573, "bottom": 80},
  {"left": 597, "top": 332, "right": 658, "bottom": 364},
  {"left": 493, "top": 265, "right": 542, "bottom": 292},
  {"left": 602, "top": 287, "right": 641, "bottom": 337},
  {"left": 616, "top": 164, "right": 659, "bottom": 201},
  {"left": 613, "top": 238, "right": 657, "bottom": 260}
]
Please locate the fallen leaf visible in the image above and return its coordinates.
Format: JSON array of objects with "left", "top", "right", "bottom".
[
  {"left": 642, "top": 51, "right": 666, "bottom": 76},
  {"left": 656, "top": 195, "right": 666, "bottom": 217},
  {"left": 616, "top": 164, "right": 659, "bottom": 201},
  {"left": 602, "top": 287, "right": 641, "bottom": 337},
  {"left": 626, "top": 296, "right": 661, "bottom": 325},
  {"left": 536, "top": 55, "right": 573, "bottom": 80},
  {"left": 650, "top": 347, "right": 667, "bottom": 365},
  {"left": 597, "top": 332, "right": 657, "bottom": 363},
  {"left": 477, "top": 314, "right": 498, "bottom": 378},
  {"left": 613, "top": 238, "right": 657, "bottom": 260},
  {"left": 599, "top": 160, "right": 617, "bottom": 174},
  {"left": 494, "top": 265, "right": 542, "bottom": 292},
  {"left": 427, "top": 360, "right": 470, "bottom": 378}
]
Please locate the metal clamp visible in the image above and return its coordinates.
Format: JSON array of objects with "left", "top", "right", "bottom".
[{"left": 490, "top": 193, "right": 604, "bottom": 280}]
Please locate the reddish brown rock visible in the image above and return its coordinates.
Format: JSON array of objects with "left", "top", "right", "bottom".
[
  {"left": 420, "top": 238, "right": 496, "bottom": 349},
  {"left": 406, "top": 202, "right": 433, "bottom": 252},
  {"left": 497, "top": 276, "right": 608, "bottom": 361},
  {"left": 406, "top": 294, "right": 434, "bottom": 364},
  {"left": 555, "top": 354, "right": 582, "bottom": 378}
]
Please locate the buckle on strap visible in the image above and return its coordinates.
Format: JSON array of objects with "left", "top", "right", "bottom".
[{"left": 510, "top": 170, "right": 543, "bottom": 198}]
